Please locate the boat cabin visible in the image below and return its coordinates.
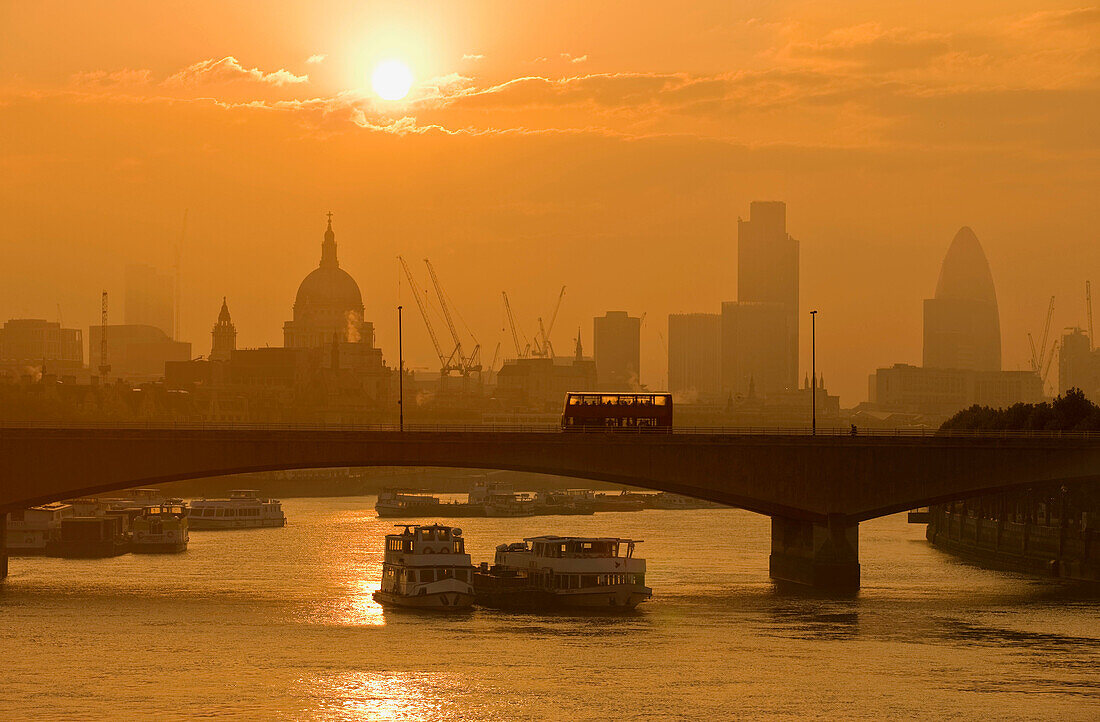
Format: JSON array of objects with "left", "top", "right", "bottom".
[
  {"left": 525, "top": 536, "right": 640, "bottom": 559},
  {"left": 385, "top": 524, "right": 466, "bottom": 556}
]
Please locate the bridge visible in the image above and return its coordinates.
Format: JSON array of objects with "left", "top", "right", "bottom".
[{"left": 2, "top": 424, "right": 1098, "bottom": 589}]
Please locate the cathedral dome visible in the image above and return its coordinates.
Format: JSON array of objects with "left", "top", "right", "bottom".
[
  {"left": 284, "top": 215, "right": 367, "bottom": 350},
  {"left": 294, "top": 265, "right": 364, "bottom": 312}
]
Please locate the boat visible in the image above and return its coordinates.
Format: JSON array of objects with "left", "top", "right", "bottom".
[
  {"left": 372, "top": 524, "right": 476, "bottom": 610},
  {"left": 45, "top": 516, "right": 130, "bottom": 558},
  {"left": 131, "top": 503, "right": 189, "bottom": 553},
  {"left": 473, "top": 535, "right": 652, "bottom": 611},
  {"left": 101, "top": 488, "right": 171, "bottom": 509},
  {"left": 534, "top": 489, "right": 596, "bottom": 515},
  {"left": 648, "top": 492, "right": 727, "bottom": 510},
  {"left": 472, "top": 481, "right": 538, "bottom": 517},
  {"left": 188, "top": 490, "right": 286, "bottom": 529},
  {"left": 592, "top": 491, "right": 649, "bottom": 513},
  {"left": 375, "top": 488, "right": 483, "bottom": 518},
  {"left": 5, "top": 502, "right": 74, "bottom": 555}
]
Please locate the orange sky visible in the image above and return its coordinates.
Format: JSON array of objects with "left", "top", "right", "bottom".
[{"left": 1, "top": 1, "right": 1097, "bottom": 402}]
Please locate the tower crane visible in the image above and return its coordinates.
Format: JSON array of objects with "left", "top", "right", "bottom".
[
  {"left": 1028, "top": 296, "right": 1055, "bottom": 375},
  {"left": 98, "top": 291, "right": 111, "bottom": 380},
  {"left": 532, "top": 285, "right": 567, "bottom": 358},
  {"left": 423, "top": 259, "right": 481, "bottom": 375},
  {"left": 489, "top": 341, "right": 501, "bottom": 373},
  {"left": 398, "top": 256, "right": 459, "bottom": 377},
  {"left": 1087, "top": 280, "right": 1094, "bottom": 351},
  {"left": 502, "top": 292, "right": 529, "bottom": 358}
]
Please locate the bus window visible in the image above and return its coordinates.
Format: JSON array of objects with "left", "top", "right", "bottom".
[{"left": 601, "top": 396, "right": 618, "bottom": 405}]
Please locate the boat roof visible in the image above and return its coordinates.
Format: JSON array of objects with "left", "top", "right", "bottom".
[
  {"left": 523, "top": 535, "right": 642, "bottom": 544},
  {"left": 391, "top": 523, "right": 461, "bottom": 533}
]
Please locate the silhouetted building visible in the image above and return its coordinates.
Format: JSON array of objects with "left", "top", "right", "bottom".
[
  {"left": 496, "top": 357, "right": 597, "bottom": 411},
  {"left": 125, "top": 264, "right": 175, "bottom": 338},
  {"left": 725, "top": 201, "right": 799, "bottom": 396},
  {"left": 720, "top": 301, "right": 789, "bottom": 400},
  {"left": 868, "top": 364, "right": 1041, "bottom": 415},
  {"left": 923, "top": 227, "right": 1001, "bottom": 371},
  {"left": 0, "top": 319, "right": 83, "bottom": 371},
  {"left": 88, "top": 324, "right": 191, "bottom": 381},
  {"left": 593, "top": 311, "right": 640, "bottom": 389},
  {"left": 210, "top": 298, "right": 237, "bottom": 361},
  {"left": 283, "top": 215, "right": 375, "bottom": 349},
  {"left": 668, "top": 313, "right": 720, "bottom": 401},
  {"left": 1059, "top": 327, "right": 1100, "bottom": 401}
]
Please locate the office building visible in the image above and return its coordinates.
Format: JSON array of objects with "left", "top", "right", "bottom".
[
  {"left": 593, "top": 311, "right": 640, "bottom": 389},
  {"left": 668, "top": 313, "right": 720, "bottom": 400},
  {"left": 722, "top": 201, "right": 799, "bottom": 397},
  {"left": 922, "top": 227, "right": 1001, "bottom": 371},
  {"left": 0, "top": 319, "right": 83, "bottom": 371},
  {"left": 125, "top": 264, "right": 176, "bottom": 338}
]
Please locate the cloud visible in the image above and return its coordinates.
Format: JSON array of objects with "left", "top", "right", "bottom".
[
  {"left": 560, "top": 53, "right": 588, "bottom": 64},
  {"left": 306, "top": 54, "right": 326, "bottom": 64},
  {"left": 784, "top": 23, "right": 952, "bottom": 70},
  {"left": 1012, "top": 7, "right": 1100, "bottom": 31},
  {"left": 70, "top": 68, "right": 152, "bottom": 88},
  {"left": 462, "top": 53, "right": 485, "bottom": 61},
  {"left": 163, "top": 56, "right": 308, "bottom": 88}
]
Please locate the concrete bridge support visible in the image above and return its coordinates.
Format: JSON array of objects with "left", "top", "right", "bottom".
[
  {"left": 1, "top": 514, "right": 7, "bottom": 581},
  {"left": 769, "top": 515, "right": 860, "bottom": 590}
]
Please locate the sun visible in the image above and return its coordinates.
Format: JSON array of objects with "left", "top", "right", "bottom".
[{"left": 371, "top": 60, "right": 413, "bottom": 101}]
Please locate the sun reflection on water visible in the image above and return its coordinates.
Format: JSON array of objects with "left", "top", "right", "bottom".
[{"left": 309, "top": 671, "right": 454, "bottom": 722}]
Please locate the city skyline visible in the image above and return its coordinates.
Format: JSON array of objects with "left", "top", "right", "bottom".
[{"left": 2, "top": 1, "right": 1098, "bottom": 403}]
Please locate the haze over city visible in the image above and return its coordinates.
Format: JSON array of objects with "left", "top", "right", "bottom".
[
  {"left": 3, "top": 1, "right": 1098, "bottom": 402},
  {"left": 2, "top": 3, "right": 1099, "bottom": 720}
]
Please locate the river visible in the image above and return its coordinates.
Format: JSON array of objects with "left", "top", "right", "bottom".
[{"left": 2, "top": 498, "right": 1097, "bottom": 720}]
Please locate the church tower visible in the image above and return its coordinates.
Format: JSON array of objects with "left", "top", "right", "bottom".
[{"left": 211, "top": 297, "right": 237, "bottom": 361}]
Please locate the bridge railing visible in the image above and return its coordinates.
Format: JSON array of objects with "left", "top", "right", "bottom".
[{"left": 1, "top": 421, "right": 1098, "bottom": 438}]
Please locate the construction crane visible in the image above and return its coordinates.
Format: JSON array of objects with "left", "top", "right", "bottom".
[
  {"left": 531, "top": 286, "right": 567, "bottom": 358},
  {"left": 489, "top": 341, "right": 501, "bottom": 373},
  {"left": 1028, "top": 296, "right": 1055, "bottom": 375},
  {"left": 175, "top": 209, "right": 187, "bottom": 342},
  {"left": 502, "top": 291, "right": 529, "bottom": 358},
  {"left": 423, "top": 259, "right": 480, "bottom": 375},
  {"left": 1087, "top": 280, "right": 1094, "bottom": 351},
  {"left": 98, "top": 291, "right": 111, "bottom": 380},
  {"left": 1041, "top": 339, "right": 1058, "bottom": 389},
  {"left": 398, "top": 256, "right": 458, "bottom": 376}
]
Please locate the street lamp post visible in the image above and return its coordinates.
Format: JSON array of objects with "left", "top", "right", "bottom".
[
  {"left": 810, "top": 310, "right": 817, "bottom": 436},
  {"left": 398, "top": 305, "right": 404, "bottom": 432}
]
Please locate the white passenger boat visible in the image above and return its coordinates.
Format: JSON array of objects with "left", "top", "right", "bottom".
[
  {"left": 5, "top": 502, "right": 74, "bottom": 555},
  {"left": 473, "top": 536, "right": 651, "bottom": 611},
  {"left": 373, "top": 524, "right": 476, "bottom": 610},
  {"left": 131, "top": 504, "right": 189, "bottom": 553},
  {"left": 188, "top": 490, "right": 286, "bottom": 530}
]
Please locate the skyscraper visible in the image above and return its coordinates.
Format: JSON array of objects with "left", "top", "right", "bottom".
[
  {"left": 593, "top": 311, "right": 641, "bottom": 389},
  {"left": 124, "top": 264, "right": 175, "bottom": 338},
  {"left": 721, "top": 301, "right": 790, "bottom": 399},
  {"left": 922, "top": 227, "right": 1001, "bottom": 371},
  {"left": 721, "top": 201, "right": 799, "bottom": 397},
  {"left": 668, "top": 313, "right": 720, "bottom": 399}
]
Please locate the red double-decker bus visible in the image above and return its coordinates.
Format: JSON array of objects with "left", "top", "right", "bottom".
[{"left": 560, "top": 392, "right": 673, "bottom": 431}]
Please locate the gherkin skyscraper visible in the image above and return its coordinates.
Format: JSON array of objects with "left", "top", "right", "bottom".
[{"left": 922, "top": 226, "right": 1001, "bottom": 371}]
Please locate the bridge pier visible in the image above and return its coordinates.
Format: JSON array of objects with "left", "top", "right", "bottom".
[
  {"left": 769, "top": 514, "right": 860, "bottom": 590},
  {"left": 1, "top": 513, "right": 7, "bottom": 581}
]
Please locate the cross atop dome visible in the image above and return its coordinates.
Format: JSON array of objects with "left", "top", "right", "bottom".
[{"left": 321, "top": 211, "right": 338, "bottom": 268}]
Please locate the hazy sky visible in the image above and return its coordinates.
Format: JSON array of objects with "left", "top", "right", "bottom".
[{"left": 1, "top": 1, "right": 1097, "bottom": 401}]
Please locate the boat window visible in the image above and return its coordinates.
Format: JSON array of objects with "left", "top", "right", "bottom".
[{"left": 581, "top": 575, "right": 597, "bottom": 588}]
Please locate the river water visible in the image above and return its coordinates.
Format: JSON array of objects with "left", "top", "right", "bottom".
[{"left": 2, "top": 497, "right": 1097, "bottom": 720}]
